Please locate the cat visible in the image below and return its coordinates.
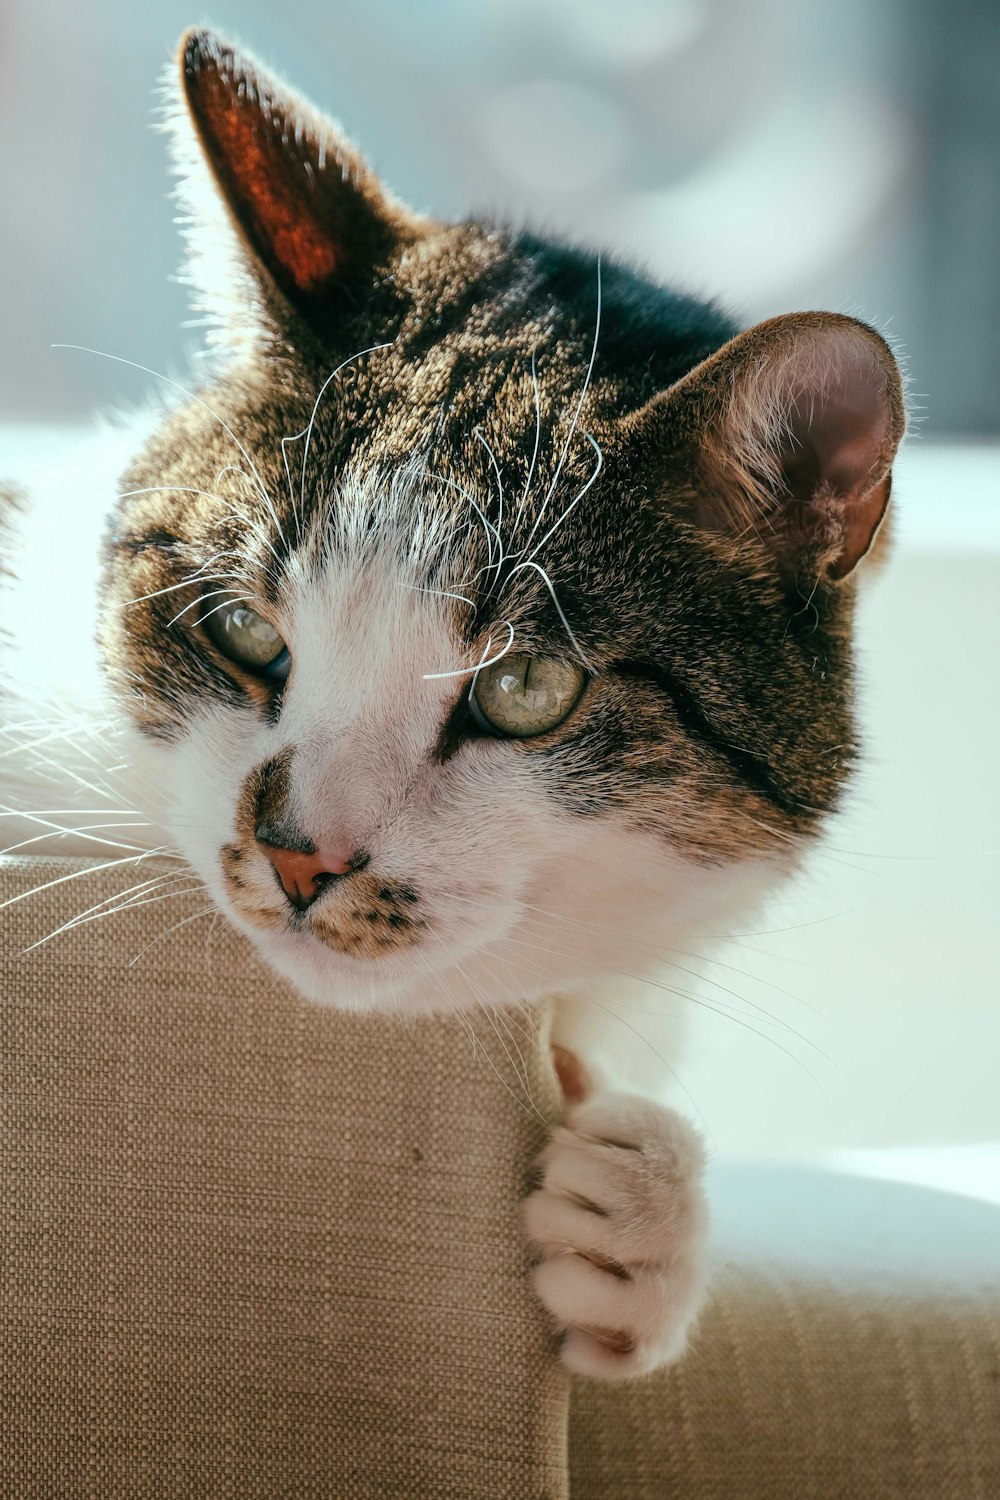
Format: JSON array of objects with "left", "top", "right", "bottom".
[{"left": 0, "top": 28, "right": 904, "bottom": 1380}]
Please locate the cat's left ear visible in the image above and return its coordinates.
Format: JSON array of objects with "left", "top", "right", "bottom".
[
  {"left": 625, "top": 312, "right": 905, "bottom": 586},
  {"left": 172, "top": 28, "right": 427, "bottom": 342}
]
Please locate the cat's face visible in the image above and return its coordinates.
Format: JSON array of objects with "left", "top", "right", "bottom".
[{"left": 97, "top": 31, "right": 904, "bottom": 1013}]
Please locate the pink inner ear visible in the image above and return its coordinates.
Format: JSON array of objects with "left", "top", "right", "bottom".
[
  {"left": 182, "top": 33, "right": 356, "bottom": 303},
  {"left": 218, "top": 103, "right": 339, "bottom": 291},
  {"left": 833, "top": 472, "right": 891, "bottom": 577},
  {"left": 773, "top": 331, "right": 898, "bottom": 579}
]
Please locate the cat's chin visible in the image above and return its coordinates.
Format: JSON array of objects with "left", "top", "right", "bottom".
[{"left": 235, "top": 920, "right": 495, "bottom": 1017}]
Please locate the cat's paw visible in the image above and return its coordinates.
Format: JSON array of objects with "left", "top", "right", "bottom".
[{"left": 522, "top": 1093, "right": 709, "bottom": 1380}]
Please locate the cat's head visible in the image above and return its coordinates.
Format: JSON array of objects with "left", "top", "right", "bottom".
[{"left": 100, "top": 29, "right": 905, "bottom": 1012}]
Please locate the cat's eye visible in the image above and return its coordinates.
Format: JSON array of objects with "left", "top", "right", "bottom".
[
  {"left": 470, "top": 654, "right": 586, "bottom": 738},
  {"left": 201, "top": 597, "right": 290, "bottom": 678}
]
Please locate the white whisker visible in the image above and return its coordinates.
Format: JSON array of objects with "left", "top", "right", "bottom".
[
  {"left": 280, "top": 424, "right": 309, "bottom": 540},
  {"left": 512, "top": 345, "right": 543, "bottom": 538},
  {"left": 402, "top": 582, "right": 477, "bottom": 612},
  {"left": 474, "top": 427, "right": 506, "bottom": 543},
  {"left": 524, "top": 430, "right": 603, "bottom": 564},
  {"left": 2, "top": 821, "right": 152, "bottom": 858},
  {"left": 496, "top": 927, "right": 841, "bottom": 1097},
  {"left": 166, "top": 585, "right": 244, "bottom": 629},
  {"left": 298, "top": 342, "right": 393, "bottom": 528},
  {"left": 520, "top": 255, "right": 602, "bottom": 554},
  {"left": 425, "top": 933, "right": 548, "bottom": 1125},
  {"left": 427, "top": 471, "right": 503, "bottom": 579},
  {"left": 212, "top": 466, "right": 286, "bottom": 571},
  {"left": 503, "top": 559, "right": 591, "bottom": 669},
  {"left": 52, "top": 344, "right": 285, "bottom": 544},
  {"left": 21, "top": 872, "right": 204, "bottom": 954},
  {"left": 0, "top": 807, "right": 143, "bottom": 819},
  {"left": 423, "top": 621, "right": 515, "bottom": 682},
  {"left": 123, "top": 570, "right": 232, "bottom": 609},
  {"left": 1, "top": 848, "right": 181, "bottom": 916},
  {"left": 127, "top": 904, "right": 218, "bottom": 966}
]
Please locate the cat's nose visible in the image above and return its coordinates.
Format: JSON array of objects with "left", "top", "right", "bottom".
[{"left": 255, "top": 839, "right": 354, "bottom": 911}]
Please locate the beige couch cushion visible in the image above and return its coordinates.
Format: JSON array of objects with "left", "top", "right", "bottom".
[
  {"left": 3, "top": 855, "right": 999, "bottom": 1498},
  {"left": 573, "top": 1251, "right": 1000, "bottom": 1498},
  {"left": 1, "top": 856, "right": 568, "bottom": 1498}
]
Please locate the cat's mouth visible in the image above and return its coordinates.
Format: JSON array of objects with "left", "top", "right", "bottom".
[{"left": 219, "top": 841, "right": 429, "bottom": 961}]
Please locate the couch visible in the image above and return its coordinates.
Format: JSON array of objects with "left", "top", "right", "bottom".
[{"left": 3, "top": 855, "right": 998, "bottom": 1498}]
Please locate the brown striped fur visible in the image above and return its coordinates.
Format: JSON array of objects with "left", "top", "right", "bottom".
[{"left": 98, "top": 29, "right": 905, "bottom": 944}]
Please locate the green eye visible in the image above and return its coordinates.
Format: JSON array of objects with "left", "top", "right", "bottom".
[
  {"left": 471, "top": 654, "right": 586, "bottom": 738},
  {"left": 202, "top": 597, "right": 289, "bottom": 677}
]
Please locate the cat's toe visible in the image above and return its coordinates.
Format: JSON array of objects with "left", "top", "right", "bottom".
[{"left": 522, "top": 1093, "right": 709, "bottom": 1380}]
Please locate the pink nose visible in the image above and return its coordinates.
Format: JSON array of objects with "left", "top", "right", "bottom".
[{"left": 256, "top": 841, "right": 353, "bottom": 909}]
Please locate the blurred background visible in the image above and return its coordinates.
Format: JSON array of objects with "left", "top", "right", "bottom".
[
  {"left": 1, "top": 1, "right": 998, "bottom": 1178},
  {"left": 1, "top": 0, "right": 999, "bottom": 433}
]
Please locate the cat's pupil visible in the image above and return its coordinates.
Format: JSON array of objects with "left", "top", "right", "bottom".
[
  {"left": 231, "top": 608, "right": 269, "bottom": 641},
  {"left": 201, "top": 597, "right": 287, "bottom": 675}
]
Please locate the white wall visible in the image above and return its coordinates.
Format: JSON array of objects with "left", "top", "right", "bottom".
[{"left": 675, "top": 444, "right": 1000, "bottom": 1157}]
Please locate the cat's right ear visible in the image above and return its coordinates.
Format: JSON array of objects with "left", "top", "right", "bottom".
[
  {"left": 171, "top": 29, "right": 427, "bottom": 347},
  {"left": 622, "top": 312, "right": 906, "bottom": 592}
]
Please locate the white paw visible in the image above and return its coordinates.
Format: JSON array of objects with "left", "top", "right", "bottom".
[{"left": 522, "top": 1092, "right": 709, "bottom": 1380}]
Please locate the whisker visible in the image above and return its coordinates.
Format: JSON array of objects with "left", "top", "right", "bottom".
[
  {"left": 696, "top": 907, "right": 862, "bottom": 942},
  {"left": 0, "top": 719, "right": 127, "bottom": 762},
  {"left": 127, "top": 905, "right": 218, "bottom": 967},
  {"left": 2, "top": 822, "right": 152, "bottom": 858},
  {"left": 212, "top": 468, "right": 287, "bottom": 571},
  {"left": 571, "top": 992, "right": 720, "bottom": 1157},
  {"left": 166, "top": 585, "right": 244, "bottom": 629},
  {"left": 474, "top": 427, "right": 506, "bottom": 543},
  {"left": 280, "top": 424, "right": 309, "bottom": 540},
  {"left": 512, "top": 345, "right": 543, "bottom": 539},
  {"left": 426, "top": 471, "right": 503, "bottom": 580},
  {"left": 123, "top": 571, "right": 233, "bottom": 609},
  {"left": 5, "top": 743, "right": 143, "bottom": 811},
  {"left": 598, "top": 983, "right": 842, "bottom": 1102},
  {"left": 521, "top": 255, "right": 602, "bottom": 553},
  {"left": 0, "top": 848, "right": 183, "bottom": 915},
  {"left": 119, "top": 486, "right": 284, "bottom": 573},
  {"left": 524, "top": 430, "right": 603, "bottom": 564},
  {"left": 503, "top": 920, "right": 824, "bottom": 1046},
  {"left": 422, "top": 621, "right": 515, "bottom": 681},
  {"left": 746, "top": 814, "right": 917, "bottom": 889},
  {"left": 501, "top": 894, "right": 830, "bottom": 1019},
  {"left": 502, "top": 558, "right": 591, "bottom": 668},
  {"left": 482, "top": 1003, "right": 549, "bottom": 1127},
  {"left": 416, "top": 930, "right": 548, "bottom": 1122},
  {"left": 21, "top": 874, "right": 205, "bottom": 954},
  {"left": 53, "top": 344, "right": 289, "bottom": 546},
  {"left": 496, "top": 927, "right": 843, "bottom": 1096},
  {"left": 488, "top": 1001, "right": 537, "bottom": 1104},
  {"left": 298, "top": 342, "right": 393, "bottom": 531},
  {"left": 401, "top": 582, "right": 477, "bottom": 612},
  {"left": 425, "top": 934, "right": 548, "bottom": 1125},
  {"left": 0, "top": 807, "right": 144, "bottom": 819},
  {"left": 464, "top": 931, "right": 720, "bottom": 1152}
]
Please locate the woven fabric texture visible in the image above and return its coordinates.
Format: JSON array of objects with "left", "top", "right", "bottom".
[
  {"left": 1, "top": 857, "right": 568, "bottom": 1499},
  {"left": 571, "top": 1267, "right": 1000, "bottom": 1498},
  {"left": 3, "top": 855, "right": 999, "bottom": 1499}
]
